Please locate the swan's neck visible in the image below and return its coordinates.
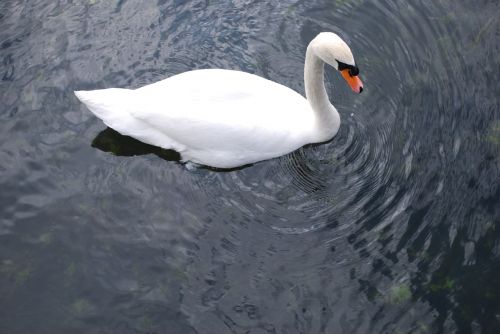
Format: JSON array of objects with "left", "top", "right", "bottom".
[{"left": 304, "top": 47, "right": 340, "bottom": 142}]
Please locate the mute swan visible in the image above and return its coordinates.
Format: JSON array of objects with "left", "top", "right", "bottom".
[{"left": 75, "top": 32, "right": 363, "bottom": 168}]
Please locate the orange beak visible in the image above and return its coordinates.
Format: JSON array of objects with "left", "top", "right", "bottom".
[{"left": 341, "top": 69, "right": 364, "bottom": 94}]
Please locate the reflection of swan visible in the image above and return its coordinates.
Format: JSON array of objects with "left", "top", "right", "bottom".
[
  {"left": 91, "top": 127, "right": 181, "bottom": 162},
  {"left": 75, "top": 32, "right": 363, "bottom": 169}
]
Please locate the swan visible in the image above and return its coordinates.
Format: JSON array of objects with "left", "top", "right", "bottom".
[{"left": 75, "top": 32, "right": 363, "bottom": 168}]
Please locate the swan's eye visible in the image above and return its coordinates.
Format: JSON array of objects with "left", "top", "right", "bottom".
[
  {"left": 337, "top": 60, "right": 360, "bottom": 77},
  {"left": 349, "top": 66, "right": 359, "bottom": 77},
  {"left": 337, "top": 61, "right": 349, "bottom": 71}
]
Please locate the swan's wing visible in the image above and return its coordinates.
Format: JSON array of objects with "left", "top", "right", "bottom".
[
  {"left": 131, "top": 69, "right": 313, "bottom": 154},
  {"left": 75, "top": 88, "right": 185, "bottom": 152}
]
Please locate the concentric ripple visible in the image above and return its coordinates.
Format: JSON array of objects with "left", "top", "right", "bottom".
[{"left": 182, "top": 1, "right": 499, "bottom": 332}]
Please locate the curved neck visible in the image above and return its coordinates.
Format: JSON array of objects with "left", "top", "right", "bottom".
[{"left": 304, "top": 46, "right": 340, "bottom": 142}]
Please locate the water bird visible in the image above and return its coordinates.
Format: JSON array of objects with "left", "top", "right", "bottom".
[{"left": 75, "top": 32, "right": 363, "bottom": 168}]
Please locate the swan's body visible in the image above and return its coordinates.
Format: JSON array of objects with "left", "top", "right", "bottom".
[{"left": 75, "top": 32, "right": 363, "bottom": 168}]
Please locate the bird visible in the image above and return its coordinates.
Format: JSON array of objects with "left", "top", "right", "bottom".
[{"left": 75, "top": 32, "right": 363, "bottom": 169}]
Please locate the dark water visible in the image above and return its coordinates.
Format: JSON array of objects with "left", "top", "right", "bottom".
[{"left": 1, "top": 0, "right": 499, "bottom": 333}]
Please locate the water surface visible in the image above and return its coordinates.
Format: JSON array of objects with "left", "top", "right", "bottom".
[{"left": 1, "top": 0, "right": 499, "bottom": 333}]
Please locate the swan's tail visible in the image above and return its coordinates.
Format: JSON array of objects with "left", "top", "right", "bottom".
[
  {"left": 75, "top": 88, "right": 176, "bottom": 150},
  {"left": 75, "top": 88, "right": 132, "bottom": 123}
]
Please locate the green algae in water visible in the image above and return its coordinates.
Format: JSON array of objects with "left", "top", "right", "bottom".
[
  {"left": 473, "top": 16, "right": 498, "bottom": 45},
  {"left": 0, "top": 260, "right": 32, "bottom": 286},
  {"left": 389, "top": 284, "right": 412, "bottom": 304},
  {"left": 15, "top": 267, "right": 31, "bottom": 286},
  {"left": 428, "top": 277, "right": 455, "bottom": 292},
  {"left": 485, "top": 121, "right": 500, "bottom": 146},
  {"left": 64, "top": 262, "right": 77, "bottom": 287},
  {"left": 366, "top": 285, "right": 380, "bottom": 302},
  {"left": 39, "top": 233, "right": 53, "bottom": 245},
  {"left": 65, "top": 263, "right": 76, "bottom": 278},
  {"left": 140, "top": 316, "right": 154, "bottom": 331},
  {"left": 72, "top": 298, "right": 94, "bottom": 316}
]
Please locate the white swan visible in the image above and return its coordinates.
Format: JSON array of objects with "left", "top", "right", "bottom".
[{"left": 75, "top": 32, "right": 363, "bottom": 168}]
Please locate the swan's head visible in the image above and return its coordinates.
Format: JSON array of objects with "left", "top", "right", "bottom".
[{"left": 310, "top": 32, "right": 364, "bottom": 93}]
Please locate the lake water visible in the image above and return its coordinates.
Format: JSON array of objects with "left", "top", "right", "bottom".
[{"left": 1, "top": 0, "right": 499, "bottom": 333}]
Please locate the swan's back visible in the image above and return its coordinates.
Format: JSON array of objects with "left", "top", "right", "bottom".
[{"left": 137, "top": 69, "right": 311, "bottom": 128}]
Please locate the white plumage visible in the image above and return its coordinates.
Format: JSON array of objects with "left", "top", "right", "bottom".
[{"left": 75, "top": 32, "right": 363, "bottom": 168}]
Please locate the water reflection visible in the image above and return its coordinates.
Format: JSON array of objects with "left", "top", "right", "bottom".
[{"left": 92, "top": 127, "right": 181, "bottom": 161}]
